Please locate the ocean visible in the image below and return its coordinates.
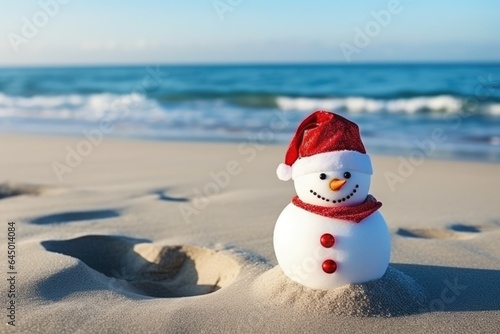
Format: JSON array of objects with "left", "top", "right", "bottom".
[{"left": 1, "top": 63, "right": 500, "bottom": 161}]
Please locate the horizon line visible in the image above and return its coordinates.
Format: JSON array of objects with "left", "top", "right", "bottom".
[{"left": 1, "top": 60, "right": 500, "bottom": 69}]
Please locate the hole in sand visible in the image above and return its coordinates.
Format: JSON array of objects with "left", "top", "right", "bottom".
[
  {"left": 30, "top": 209, "right": 120, "bottom": 225},
  {"left": 395, "top": 227, "right": 476, "bottom": 240},
  {"left": 448, "top": 223, "right": 481, "bottom": 233},
  {"left": 153, "top": 190, "right": 189, "bottom": 203},
  {"left": 41, "top": 235, "right": 240, "bottom": 298},
  {"left": 0, "top": 182, "right": 44, "bottom": 199}
]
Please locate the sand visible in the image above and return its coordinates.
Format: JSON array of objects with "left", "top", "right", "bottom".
[{"left": 1, "top": 133, "right": 499, "bottom": 333}]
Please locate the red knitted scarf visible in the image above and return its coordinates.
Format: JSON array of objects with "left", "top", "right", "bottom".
[{"left": 292, "top": 195, "right": 382, "bottom": 223}]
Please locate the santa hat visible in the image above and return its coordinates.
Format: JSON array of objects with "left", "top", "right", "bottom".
[{"left": 276, "top": 111, "right": 372, "bottom": 181}]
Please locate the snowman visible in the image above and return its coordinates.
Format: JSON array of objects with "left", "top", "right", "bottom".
[{"left": 274, "top": 111, "right": 390, "bottom": 290}]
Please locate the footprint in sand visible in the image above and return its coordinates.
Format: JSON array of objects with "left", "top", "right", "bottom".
[
  {"left": 153, "top": 189, "right": 189, "bottom": 203},
  {"left": 396, "top": 222, "right": 500, "bottom": 240},
  {"left": 0, "top": 182, "right": 50, "bottom": 199},
  {"left": 127, "top": 188, "right": 190, "bottom": 203},
  {"left": 41, "top": 235, "right": 241, "bottom": 298},
  {"left": 30, "top": 209, "right": 120, "bottom": 225}
]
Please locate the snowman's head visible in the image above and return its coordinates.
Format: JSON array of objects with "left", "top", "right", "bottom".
[{"left": 293, "top": 169, "right": 371, "bottom": 207}]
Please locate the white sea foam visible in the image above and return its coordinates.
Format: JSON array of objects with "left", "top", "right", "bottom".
[
  {"left": 487, "top": 103, "right": 500, "bottom": 116},
  {"left": 1, "top": 93, "right": 499, "bottom": 127},
  {"left": 276, "top": 95, "right": 467, "bottom": 114},
  {"left": 0, "top": 92, "right": 164, "bottom": 121}
]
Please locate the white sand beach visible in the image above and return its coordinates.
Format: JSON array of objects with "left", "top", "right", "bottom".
[{"left": 1, "top": 134, "right": 500, "bottom": 333}]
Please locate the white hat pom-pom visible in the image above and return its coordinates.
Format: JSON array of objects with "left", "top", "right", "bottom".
[{"left": 276, "top": 163, "right": 292, "bottom": 181}]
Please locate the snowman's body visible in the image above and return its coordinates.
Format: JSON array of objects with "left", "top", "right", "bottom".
[
  {"left": 274, "top": 110, "right": 391, "bottom": 290},
  {"left": 274, "top": 202, "right": 390, "bottom": 290}
]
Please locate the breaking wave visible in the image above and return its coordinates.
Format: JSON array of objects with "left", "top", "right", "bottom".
[
  {"left": 0, "top": 92, "right": 165, "bottom": 121},
  {"left": 1, "top": 92, "right": 500, "bottom": 122},
  {"left": 276, "top": 95, "right": 500, "bottom": 115}
]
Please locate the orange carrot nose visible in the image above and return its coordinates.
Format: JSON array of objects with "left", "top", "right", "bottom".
[{"left": 329, "top": 178, "right": 346, "bottom": 191}]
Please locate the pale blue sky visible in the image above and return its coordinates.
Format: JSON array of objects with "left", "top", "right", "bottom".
[{"left": 1, "top": 0, "right": 499, "bottom": 65}]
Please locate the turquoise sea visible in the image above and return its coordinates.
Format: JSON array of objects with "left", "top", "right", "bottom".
[{"left": 1, "top": 63, "right": 500, "bottom": 161}]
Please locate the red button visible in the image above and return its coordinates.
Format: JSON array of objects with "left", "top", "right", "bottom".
[
  {"left": 320, "top": 233, "right": 335, "bottom": 248},
  {"left": 322, "top": 259, "right": 337, "bottom": 274}
]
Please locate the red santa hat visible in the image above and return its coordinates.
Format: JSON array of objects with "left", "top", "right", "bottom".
[{"left": 277, "top": 111, "right": 372, "bottom": 181}]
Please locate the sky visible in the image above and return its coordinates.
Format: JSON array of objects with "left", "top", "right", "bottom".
[{"left": 1, "top": 0, "right": 499, "bottom": 66}]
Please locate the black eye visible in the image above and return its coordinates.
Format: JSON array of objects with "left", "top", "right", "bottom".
[
  {"left": 344, "top": 172, "right": 351, "bottom": 179},
  {"left": 319, "top": 173, "right": 327, "bottom": 180}
]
